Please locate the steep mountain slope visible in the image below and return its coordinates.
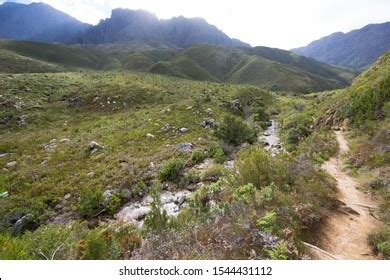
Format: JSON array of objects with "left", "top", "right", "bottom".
[
  {"left": 80, "top": 8, "right": 248, "bottom": 48},
  {"left": 148, "top": 44, "right": 356, "bottom": 92},
  {"left": 0, "top": 2, "right": 90, "bottom": 44},
  {"left": 292, "top": 22, "right": 390, "bottom": 71}
]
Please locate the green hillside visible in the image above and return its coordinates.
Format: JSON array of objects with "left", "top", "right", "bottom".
[
  {"left": 148, "top": 44, "right": 356, "bottom": 92},
  {"left": 0, "top": 40, "right": 118, "bottom": 72},
  {"left": 0, "top": 40, "right": 355, "bottom": 93}
]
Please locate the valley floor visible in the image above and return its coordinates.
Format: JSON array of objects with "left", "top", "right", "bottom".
[{"left": 311, "top": 131, "right": 382, "bottom": 259}]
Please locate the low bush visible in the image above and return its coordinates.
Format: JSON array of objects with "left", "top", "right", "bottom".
[
  {"left": 215, "top": 115, "right": 256, "bottom": 146},
  {"left": 256, "top": 211, "right": 278, "bottom": 234},
  {"left": 79, "top": 187, "right": 104, "bottom": 218},
  {"left": 201, "top": 164, "right": 225, "bottom": 182},
  {"left": 158, "top": 158, "right": 186, "bottom": 183}
]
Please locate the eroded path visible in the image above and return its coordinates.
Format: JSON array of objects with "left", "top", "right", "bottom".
[{"left": 311, "top": 131, "right": 381, "bottom": 259}]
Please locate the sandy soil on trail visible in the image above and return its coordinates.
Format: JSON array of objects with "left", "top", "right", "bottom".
[{"left": 311, "top": 131, "right": 381, "bottom": 260}]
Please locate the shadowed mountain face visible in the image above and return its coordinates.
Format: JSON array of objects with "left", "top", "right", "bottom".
[
  {"left": 0, "top": 2, "right": 248, "bottom": 48},
  {"left": 0, "top": 2, "right": 90, "bottom": 44},
  {"left": 292, "top": 22, "right": 390, "bottom": 71},
  {"left": 80, "top": 8, "right": 249, "bottom": 48}
]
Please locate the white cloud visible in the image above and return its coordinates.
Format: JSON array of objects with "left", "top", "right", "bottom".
[{"left": 6, "top": 0, "right": 390, "bottom": 49}]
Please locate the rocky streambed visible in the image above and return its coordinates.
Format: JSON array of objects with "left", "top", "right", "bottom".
[
  {"left": 114, "top": 119, "right": 285, "bottom": 228},
  {"left": 259, "top": 119, "right": 285, "bottom": 156},
  {"left": 115, "top": 189, "right": 193, "bottom": 227}
]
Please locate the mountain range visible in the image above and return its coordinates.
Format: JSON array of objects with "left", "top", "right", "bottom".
[
  {"left": 0, "top": 2, "right": 248, "bottom": 48},
  {"left": 292, "top": 22, "right": 390, "bottom": 71}
]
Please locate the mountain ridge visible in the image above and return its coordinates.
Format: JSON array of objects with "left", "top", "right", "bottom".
[
  {"left": 292, "top": 22, "right": 390, "bottom": 71},
  {"left": 0, "top": 2, "right": 248, "bottom": 48}
]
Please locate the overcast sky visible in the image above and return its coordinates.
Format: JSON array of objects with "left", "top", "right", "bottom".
[{"left": 4, "top": 0, "right": 390, "bottom": 49}]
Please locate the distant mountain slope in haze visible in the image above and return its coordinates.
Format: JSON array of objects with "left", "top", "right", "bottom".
[
  {"left": 80, "top": 8, "right": 249, "bottom": 48},
  {"left": 292, "top": 22, "right": 390, "bottom": 71},
  {"left": 0, "top": 2, "right": 90, "bottom": 44}
]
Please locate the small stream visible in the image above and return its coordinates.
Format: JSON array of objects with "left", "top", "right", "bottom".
[{"left": 259, "top": 119, "right": 284, "bottom": 156}]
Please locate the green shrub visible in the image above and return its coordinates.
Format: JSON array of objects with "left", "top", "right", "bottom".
[
  {"left": 79, "top": 187, "right": 104, "bottom": 217},
  {"left": 202, "top": 164, "right": 225, "bottom": 182},
  {"left": 191, "top": 149, "right": 207, "bottom": 164},
  {"left": 158, "top": 158, "right": 186, "bottom": 183},
  {"left": 106, "top": 194, "right": 122, "bottom": 215},
  {"left": 256, "top": 211, "right": 278, "bottom": 234},
  {"left": 143, "top": 185, "right": 170, "bottom": 234},
  {"left": 186, "top": 169, "right": 201, "bottom": 184},
  {"left": 254, "top": 106, "right": 270, "bottom": 122},
  {"left": 267, "top": 241, "right": 289, "bottom": 260},
  {"left": 298, "top": 129, "right": 338, "bottom": 163},
  {"left": 236, "top": 146, "right": 288, "bottom": 189},
  {"left": 286, "top": 124, "right": 310, "bottom": 145},
  {"left": 232, "top": 183, "right": 256, "bottom": 204},
  {"left": 0, "top": 233, "right": 31, "bottom": 260},
  {"left": 78, "top": 229, "right": 111, "bottom": 260},
  {"left": 211, "top": 147, "right": 227, "bottom": 164},
  {"left": 215, "top": 115, "right": 256, "bottom": 146},
  {"left": 371, "top": 228, "right": 390, "bottom": 258}
]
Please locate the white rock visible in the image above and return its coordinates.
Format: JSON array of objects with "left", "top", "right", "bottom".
[
  {"left": 146, "top": 133, "right": 155, "bottom": 138},
  {"left": 6, "top": 161, "right": 17, "bottom": 168}
]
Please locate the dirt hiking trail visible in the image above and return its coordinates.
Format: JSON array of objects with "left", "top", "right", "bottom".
[{"left": 309, "top": 130, "right": 381, "bottom": 260}]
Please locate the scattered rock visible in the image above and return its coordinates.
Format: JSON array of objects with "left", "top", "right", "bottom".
[
  {"left": 223, "top": 160, "right": 235, "bottom": 170},
  {"left": 64, "top": 193, "right": 71, "bottom": 200},
  {"left": 201, "top": 118, "right": 216, "bottom": 128},
  {"left": 41, "top": 158, "right": 49, "bottom": 165},
  {"left": 87, "top": 141, "right": 103, "bottom": 154},
  {"left": 160, "top": 124, "right": 172, "bottom": 132},
  {"left": 44, "top": 139, "right": 57, "bottom": 151},
  {"left": 6, "top": 161, "right": 17, "bottom": 168},
  {"left": 54, "top": 204, "right": 63, "bottom": 211},
  {"left": 0, "top": 191, "right": 9, "bottom": 198},
  {"left": 146, "top": 133, "right": 155, "bottom": 138},
  {"left": 179, "top": 127, "right": 189, "bottom": 133},
  {"left": 60, "top": 138, "right": 70, "bottom": 144},
  {"left": 206, "top": 108, "right": 213, "bottom": 115},
  {"left": 103, "top": 189, "right": 115, "bottom": 200},
  {"left": 231, "top": 99, "right": 241, "bottom": 111},
  {"left": 0, "top": 153, "right": 9, "bottom": 158},
  {"left": 87, "top": 172, "right": 95, "bottom": 178},
  {"left": 176, "top": 143, "right": 194, "bottom": 152},
  {"left": 17, "top": 115, "right": 27, "bottom": 126},
  {"left": 12, "top": 214, "right": 37, "bottom": 235},
  {"left": 176, "top": 194, "right": 186, "bottom": 205}
]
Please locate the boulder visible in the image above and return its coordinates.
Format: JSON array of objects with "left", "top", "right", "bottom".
[
  {"left": 179, "top": 127, "right": 189, "bottom": 133},
  {"left": 6, "top": 161, "right": 17, "bottom": 168},
  {"left": 231, "top": 99, "right": 241, "bottom": 111},
  {"left": 12, "top": 214, "right": 37, "bottom": 235},
  {"left": 160, "top": 124, "right": 172, "bottom": 132},
  {"left": 176, "top": 143, "right": 194, "bottom": 152},
  {"left": 87, "top": 141, "right": 101, "bottom": 151},
  {"left": 201, "top": 118, "right": 216, "bottom": 128}
]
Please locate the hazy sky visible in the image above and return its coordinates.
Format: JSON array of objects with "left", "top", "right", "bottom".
[{"left": 4, "top": 0, "right": 390, "bottom": 49}]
